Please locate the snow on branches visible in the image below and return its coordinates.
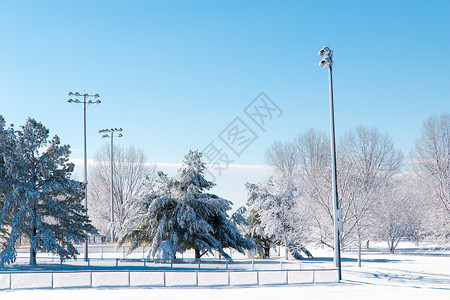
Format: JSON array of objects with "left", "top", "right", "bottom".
[
  {"left": 117, "top": 150, "right": 255, "bottom": 260},
  {"left": 0, "top": 117, "right": 97, "bottom": 265}
]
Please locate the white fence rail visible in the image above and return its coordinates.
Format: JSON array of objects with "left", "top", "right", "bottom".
[
  {"left": 3, "top": 256, "right": 327, "bottom": 271},
  {"left": 0, "top": 269, "right": 338, "bottom": 290}
]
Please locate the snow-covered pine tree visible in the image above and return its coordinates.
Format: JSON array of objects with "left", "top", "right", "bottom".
[
  {"left": 0, "top": 118, "right": 97, "bottom": 265},
  {"left": 117, "top": 171, "right": 180, "bottom": 259},
  {"left": 118, "top": 150, "right": 255, "bottom": 260},
  {"left": 0, "top": 115, "right": 13, "bottom": 249},
  {"left": 244, "top": 183, "right": 275, "bottom": 258},
  {"left": 177, "top": 150, "right": 255, "bottom": 258},
  {"left": 246, "top": 176, "right": 309, "bottom": 260}
]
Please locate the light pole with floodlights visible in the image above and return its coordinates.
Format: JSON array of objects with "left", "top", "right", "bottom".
[
  {"left": 318, "top": 46, "right": 342, "bottom": 281},
  {"left": 68, "top": 92, "right": 101, "bottom": 261},
  {"left": 98, "top": 128, "right": 123, "bottom": 243}
]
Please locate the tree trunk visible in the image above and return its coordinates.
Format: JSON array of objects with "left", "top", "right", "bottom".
[
  {"left": 264, "top": 246, "right": 270, "bottom": 258},
  {"left": 356, "top": 226, "right": 362, "bottom": 267},
  {"left": 388, "top": 239, "right": 395, "bottom": 254},
  {"left": 357, "top": 240, "right": 362, "bottom": 267},
  {"left": 29, "top": 227, "right": 37, "bottom": 266},
  {"left": 284, "top": 235, "right": 289, "bottom": 260},
  {"left": 195, "top": 248, "right": 201, "bottom": 260}
]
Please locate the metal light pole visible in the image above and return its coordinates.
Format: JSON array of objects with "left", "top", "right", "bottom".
[
  {"left": 68, "top": 92, "right": 101, "bottom": 261},
  {"left": 318, "top": 47, "right": 342, "bottom": 281},
  {"left": 98, "top": 128, "right": 123, "bottom": 242}
]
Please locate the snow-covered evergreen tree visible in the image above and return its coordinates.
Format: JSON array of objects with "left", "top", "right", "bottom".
[
  {"left": 245, "top": 176, "right": 310, "bottom": 260},
  {"left": 0, "top": 118, "right": 97, "bottom": 265},
  {"left": 0, "top": 115, "right": 13, "bottom": 249},
  {"left": 118, "top": 150, "right": 255, "bottom": 259},
  {"left": 242, "top": 183, "right": 275, "bottom": 258}
]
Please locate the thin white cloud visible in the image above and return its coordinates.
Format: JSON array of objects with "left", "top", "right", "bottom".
[{"left": 69, "top": 158, "right": 271, "bottom": 172}]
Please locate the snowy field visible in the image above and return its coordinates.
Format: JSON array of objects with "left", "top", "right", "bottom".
[{"left": 1, "top": 241, "right": 449, "bottom": 300}]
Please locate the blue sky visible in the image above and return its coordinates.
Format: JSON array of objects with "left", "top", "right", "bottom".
[{"left": 0, "top": 0, "right": 449, "bottom": 209}]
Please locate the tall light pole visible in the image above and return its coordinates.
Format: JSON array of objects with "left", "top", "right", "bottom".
[
  {"left": 98, "top": 128, "right": 123, "bottom": 242},
  {"left": 318, "top": 46, "right": 342, "bottom": 281},
  {"left": 68, "top": 92, "right": 101, "bottom": 261}
]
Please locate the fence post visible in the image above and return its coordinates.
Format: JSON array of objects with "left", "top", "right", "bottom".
[
  {"left": 280, "top": 261, "right": 283, "bottom": 270},
  {"left": 252, "top": 260, "right": 254, "bottom": 270},
  {"left": 196, "top": 271, "right": 198, "bottom": 286},
  {"left": 257, "top": 271, "right": 259, "bottom": 285},
  {"left": 163, "top": 271, "right": 166, "bottom": 287},
  {"left": 116, "top": 259, "right": 119, "bottom": 267},
  {"left": 101, "top": 247, "right": 103, "bottom": 260},
  {"left": 226, "top": 259, "right": 228, "bottom": 270},
  {"left": 198, "top": 258, "right": 201, "bottom": 270}
]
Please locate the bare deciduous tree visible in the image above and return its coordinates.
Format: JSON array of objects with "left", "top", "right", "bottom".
[
  {"left": 294, "top": 129, "right": 334, "bottom": 248},
  {"left": 412, "top": 114, "right": 450, "bottom": 216},
  {"left": 373, "top": 177, "right": 422, "bottom": 253},
  {"left": 88, "top": 144, "right": 156, "bottom": 236},
  {"left": 265, "top": 141, "right": 298, "bottom": 180},
  {"left": 294, "top": 127, "right": 402, "bottom": 265},
  {"left": 338, "top": 127, "right": 403, "bottom": 266}
]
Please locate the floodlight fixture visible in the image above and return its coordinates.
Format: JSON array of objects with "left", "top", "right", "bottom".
[
  {"left": 319, "top": 57, "right": 333, "bottom": 68},
  {"left": 318, "top": 46, "right": 333, "bottom": 58}
]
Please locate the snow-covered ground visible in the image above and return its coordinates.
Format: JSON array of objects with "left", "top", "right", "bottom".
[{"left": 1, "top": 241, "right": 449, "bottom": 300}]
